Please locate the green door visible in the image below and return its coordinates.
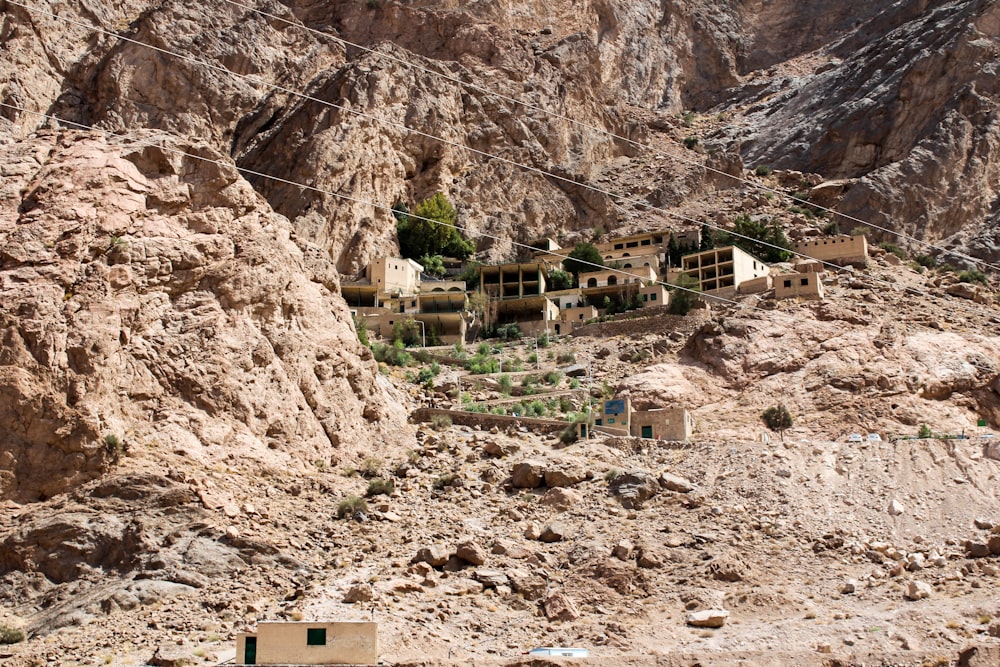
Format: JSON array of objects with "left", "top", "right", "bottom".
[
  {"left": 244, "top": 637, "right": 257, "bottom": 665},
  {"left": 641, "top": 425, "right": 653, "bottom": 439}
]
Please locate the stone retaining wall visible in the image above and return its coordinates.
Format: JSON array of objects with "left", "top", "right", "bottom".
[{"left": 411, "top": 408, "right": 569, "bottom": 434}]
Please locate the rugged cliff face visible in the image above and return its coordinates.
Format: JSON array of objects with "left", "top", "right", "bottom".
[
  {"left": 1, "top": 2, "right": 1000, "bottom": 662},
  {"left": 0, "top": 129, "right": 405, "bottom": 502}
]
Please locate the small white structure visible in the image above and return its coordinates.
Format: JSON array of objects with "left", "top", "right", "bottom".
[
  {"left": 528, "top": 647, "right": 590, "bottom": 658},
  {"left": 846, "top": 433, "right": 863, "bottom": 443},
  {"left": 867, "top": 433, "right": 882, "bottom": 442}
]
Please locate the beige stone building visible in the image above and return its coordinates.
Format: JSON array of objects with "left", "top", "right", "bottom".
[
  {"left": 774, "top": 272, "right": 824, "bottom": 300},
  {"left": 793, "top": 234, "right": 868, "bottom": 267},
  {"left": 235, "top": 622, "right": 378, "bottom": 665},
  {"left": 590, "top": 397, "right": 693, "bottom": 442},
  {"left": 342, "top": 257, "right": 424, "bottom": 308},
  {"left": 578, "top": 265, "right": 657, "bottom": 289},
  {"left": 679, "top": 245, "right": 770, "bottom": 297}
]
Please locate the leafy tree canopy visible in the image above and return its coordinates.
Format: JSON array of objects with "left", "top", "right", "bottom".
[
  {"left": 396, "top": 193, "right": 474, "bottom": 260},
  {"left": 668, "top": 273, "right": 700, "bottom": 315},
  {"left": 547, "top": 269, "right": 573, "bottom": 291},
  {"left": 563, "top": 242, "right": 604, "bottom": 280},
  {"left": 719, "top": 214, "right": 793, "bottom": 263}
]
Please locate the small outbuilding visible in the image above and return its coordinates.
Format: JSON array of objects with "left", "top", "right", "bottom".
[{"left": 235, "top": 622, "right": 378, "bottom": 665}]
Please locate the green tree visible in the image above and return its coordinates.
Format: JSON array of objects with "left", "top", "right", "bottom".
[
  {"left": 459, "top": 260, "right": 482, "bottom": 289},
  {"left": 762, "top": 404, "right": 794, "bottom": 440},
  {"left": 397, "top": 193, "right": 474, "bottom": 260},
  {"left": 668, "top": 274, "right": 700, "bottom": 315},
  {"left": 419, "top": 254, "right": 446, "bottom": 277},
  {"left": 722, "top": 214, "right": 792, "bottom": 263},
  {"left": 563, "top": 242, "right": 604, "bottom": 280},
  {"left": 699, "top": 223, "right": 715, "bottom": 251},
  {"left": 392, "top": 319, "right": 422, "bottom": 346},
  {"left": 547, "top": 269, "right": 573, "bottom": 291}
]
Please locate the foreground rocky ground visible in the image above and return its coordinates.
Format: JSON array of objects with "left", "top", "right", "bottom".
[{"left": 2, "top": 251, "right": 999, "bottom": 667}]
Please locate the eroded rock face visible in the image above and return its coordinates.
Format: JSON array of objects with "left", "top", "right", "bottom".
[
  {"left": 0, "top": 130, "right": 405, "bottom": 502},
  {"left": 735, "top": 0, "right": 1000, "bottom": 264}
]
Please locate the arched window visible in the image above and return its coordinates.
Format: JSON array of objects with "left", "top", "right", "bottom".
[
  {"left": 608, "top": 275, "right": 618, "bottom": 286},
  {"left": 587, "top": 277, "right": 598, "bottom": 288}
]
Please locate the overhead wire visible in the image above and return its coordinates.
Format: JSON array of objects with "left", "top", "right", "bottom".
[
  {"left": 5, "top": 100, "right": 999, "bottom": 388},
  {"left": 211, "top": 0, "right": 1000, "bottom": 274},
  {"left": 4, "top": 4, "right": 1000, "bottom": 330},
  {"left": 10, "top": 0, "right": 999, "bottom": 323},
  {"left": 5, "top": 0, "right": 851, "bottom": 278}
]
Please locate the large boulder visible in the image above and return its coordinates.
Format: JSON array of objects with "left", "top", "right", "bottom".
[
  {"left": 609, "top": 471, "right": 660, "bottom": 509},
  {"left": 511, "top": 461, "right": 545, "bottom": 488}
]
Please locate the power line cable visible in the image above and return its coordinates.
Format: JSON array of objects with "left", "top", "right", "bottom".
[
  {"left": 3, "top": 0, "right": 833, "bottom": 276},
  {"left": 212, "top": 0, "right": 1000, "bottom": 274},
  {"left": 8, "top": 3, "right": 1000, "bottom": 341},
  {"left": 9, "top": 0, "right": 999, "bottom": 281},
  {"left": 0, "top": 101, "right": 723, "bottom": 306},
  {"left": 5, "top": 101, "right": 999, "bottom": 383}
]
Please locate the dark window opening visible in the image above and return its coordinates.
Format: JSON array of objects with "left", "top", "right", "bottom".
[
  {"left": 800, "top": 278, "right": 809, "bottom": 286},
  {"left": 783, "top": 280, "right": 792, "bottom": 288},
  {"left": 307, "top": 628, "right": 327, "bottom": 646}
]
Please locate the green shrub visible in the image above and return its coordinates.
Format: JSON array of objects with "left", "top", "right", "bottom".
[
  {"left": 569, "top": 378, "right": 581, "bottom": 389},
  {"left": 559, "top": 396, "right": 575, "bottom": 412},
  {"left": 544, "top": 370, "right": 563, "bottom": 386},
  {"left": 822, "top": 221, "right": 840, "bottom": 236},
  {"left": 0, "top": 624, "right": 25, "bottom": 644},
  {"left": 559, "top": 425, "right": 579, "bottom": 445},
  {"left": 498, "top": 374, "right": 512, "bottom": 396},
  {"left": 433, "top": 473, "right": 457, "bottom": 490},
  {"left": 788, "top": 204, "right": 815, "bottom": 219},
  {"left": 527, "top": 352, "right": 538, "bottom": 364},
  {"left": 360, "top": 456, "right": 383, "bottom": 478},
  {"left": 850, "top": 226, "right": 870, "bottom": 237},
  {"left": 353, "top": 315, "right": 370, "bottom": 347},
  {"left": 683, "top": 136, "right": 699, "bottom": 149},
  {"left": 103, "top": 433, "right": 126, "bottom": 462},
  {"left": 958, "top": 269, "right": 988, "bottom": 286},
  {"left": 682, "top": 111, "right": 695, "bottom": 127},
  {"left": 396, "top": 193, "right": 473, "bottom": 260},
  {"left": 918, "top": 424, "right": 933, "bottom": 438},
  {"left": 527, "top": 400, "right": 547, "bottom": 417},
  {"left": 537, "top": 332, "right": 550, "bottom": 348},
  {"left": 431, "top": 414, "right": 452, "bottom": 430},
  {"left": 914, "top": 254, "right": 936, "bottom": 268},
  {"left": 336, "top": 495, "right": 368, "bottom": 519},
  {"left": 880, "top": 243, "right": 906, "bottom": 259},
  {"left": 366, "top": 478, "right": 395, "bottom": 497},
  {"left": 754, "top": 164, "right": 772, "bottom": 177},
  {"left": 557, "top": 351, "right": 576, "bottom": 364},
  {"left": 373, "top": 341, "right": 412, "bottom": 367},
  {"left": 603, "top": 468, "right": 621, "bottom": 483},
  {"left": 762, "top": 404, "right": 793, "bottom": 438},
  {"left": 392, "top": 319, "right": 423, "bottom": 347},
  {"left": 668, "top": 274, "right": 700, "bottom": 316}
]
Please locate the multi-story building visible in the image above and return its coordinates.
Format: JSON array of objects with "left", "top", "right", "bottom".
[
  {"left": 478, "top": 262, "right": 559, "bottom": 336},
  {"left": 678, "top": 245, "right": 770, "bottom": 297}
]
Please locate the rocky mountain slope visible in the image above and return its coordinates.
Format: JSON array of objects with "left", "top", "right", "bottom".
[{"left": 2, "top": 0, "right": 1000, "bottom": 664}]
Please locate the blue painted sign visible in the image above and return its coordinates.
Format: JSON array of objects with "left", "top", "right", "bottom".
[{"left": 605, "top": 399, "right": 626, "bottom": 415}]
